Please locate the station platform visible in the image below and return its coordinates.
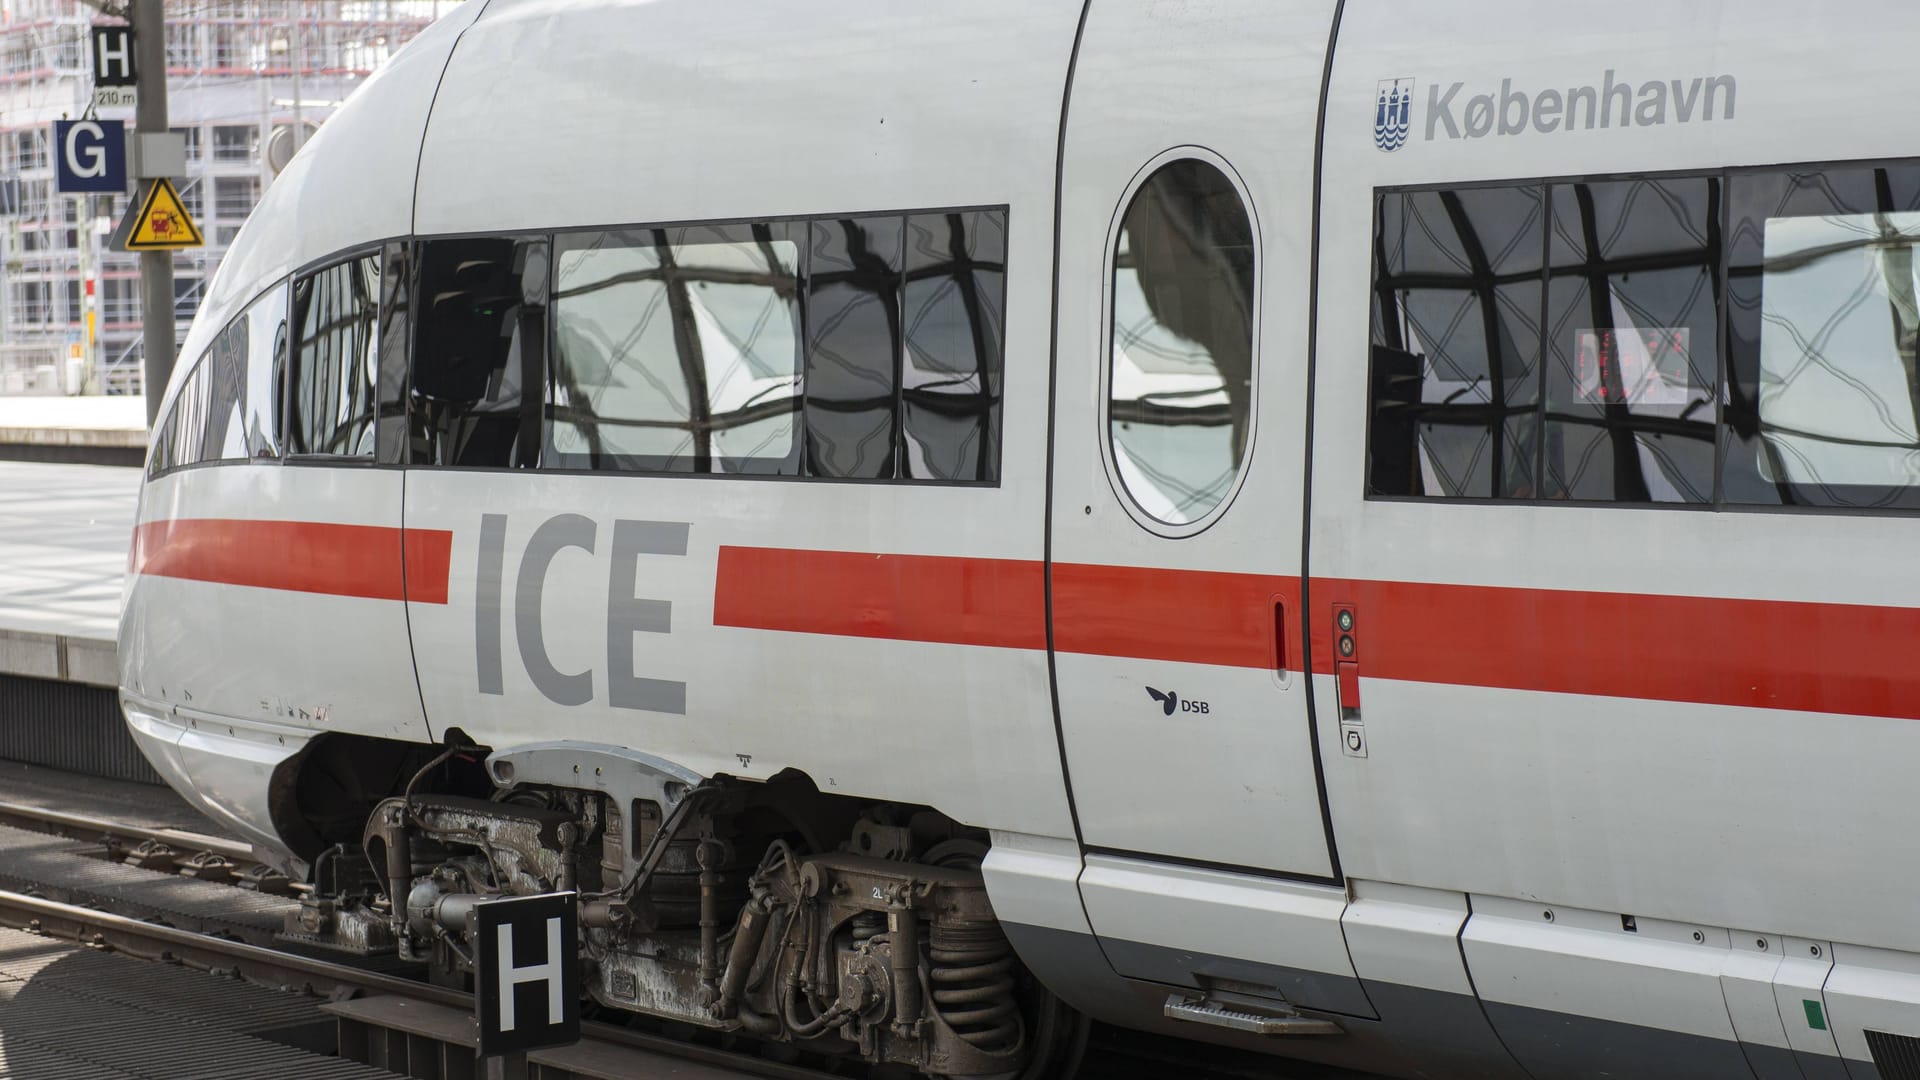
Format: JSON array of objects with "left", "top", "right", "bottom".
[
  {"left": 0, "top": 460, "right": 150, "bottom": 782},
  {"left": 0, "top": 395, "right": 147, "bottom": 467},
  {"left": 0, "top": 459, "right": 136, "bottom": 685}
]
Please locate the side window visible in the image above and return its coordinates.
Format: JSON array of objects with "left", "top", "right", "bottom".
[
  {"left": 151, "top": 356, "right": 211, "bottom": 478},
  {"left": 542, "top": 208, "right": 1008, "bottom": 483},
  {"left": 412, "top": 236, "right": 549, "bottom": 467},
  {"left": 1108, "top": 158, "right": 1256, "bottom": 527},
  {"left": 243, "top": 282, "right": 288, "bottom": 458},
  {"left": 201, "top": 316, "right": 248, "bottom": 462},
  {"left": 548, "top": 224, "right": 802, "bottom": 473},
  {"left": 288, "top": 253, "right": 380, "bottom": 457},
  {"left": 1725, "top": 165, "right": 1920, "bottom": 508},
  {"left": 374, "top": 241, "right": 411, "bottom": 464},
  {"left": 902, "top": 211, "right": 1006, "bottom": 482},
  {"left": 148, "top": 283, "right": 284, "bottom": 477},
  {"left": 1370, "top": 187, "right": 1544, "bottom": 498},
  {"left": 1541, "top": 179, "right": 1718, "bottom": 503},
  {"left": 806, "top": 216, "right": 903, "bottom": 478}
]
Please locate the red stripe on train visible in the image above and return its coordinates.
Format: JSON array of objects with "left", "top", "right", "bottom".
[
  {"left": 1310, "top": 578, "right": 1920, "bottom": 721},
  {"left": 132, "top": 519, "right": 454, "bottom": 605},
  {"left": 717, "top": 545, "right": 1920, "bottom": 721},
  {"left": 713, "top": 546, "right": 1297, "bottom": 668},
  {"left": 713, "top": 547, "right": 1048, "bottom": 650}
]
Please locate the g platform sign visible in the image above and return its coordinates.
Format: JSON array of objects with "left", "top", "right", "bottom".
[
  {"left": 475, "top": 892, "right": 581, "bottom": 1057},
  {"left": 53, "top": 119, "right": 125, "bottom": 194}
]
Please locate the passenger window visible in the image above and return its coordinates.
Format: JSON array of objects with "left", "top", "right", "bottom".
[
  {"left": 1370, "top": 187, "right": 1544, "bottom": 498},
  {"left": 374, "top": 241, "right": 411, "bottom": 464},
  {"left": 1541, "top": 179, "right": 1718, "bottom": 503},
  {"left": 1725, "top": 166, "right": 1920, "bottom": 508},
  {"left": 201, "top": 315, "right": 249, "bottom": 462},
  {"left": 807, "top": 216, "right": 903, "bottom": 479},
  {"left": 547, "top": 224, "right": 802, "bottom": 473},
  {"left": 902, "top": 211, "right": 1005, "bottom": 481},
  {"left": 154, "top": 357, "right": 211, "bottom": 475},
  {"left": 242, "top": 284, "right": 289, "bottom": 459},
  {"left": 288, "top": 253, "right": 380, "bottom": 457},
  {"left": 1109, "top": 159, "right": 1256, "bottom": 526},
  {"left": 411, "top": 236, "right": 548, "bottom": 467}
]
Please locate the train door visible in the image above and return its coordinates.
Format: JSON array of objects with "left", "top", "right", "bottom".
[{"left": 1047, "top": 0, "right": 1369, "bottom": 1018}]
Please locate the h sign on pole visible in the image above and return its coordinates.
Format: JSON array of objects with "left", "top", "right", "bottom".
[
  {"left": 53, "top": 119, "right": 126, "bottom": 194},
  {"left": 475, "top": 892, "right": 581, "bottom": 1057},
  {"left": 91, "top": 27, "right": 136, "bottom": 86}
]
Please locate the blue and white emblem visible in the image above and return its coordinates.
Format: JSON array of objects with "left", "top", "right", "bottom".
[{"left": 1374, "top": 78, "right": 1414, "bottom": 152}]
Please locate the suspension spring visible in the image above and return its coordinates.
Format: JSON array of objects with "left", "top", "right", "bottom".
[{"left": 928, "top": 922, "right": 1022, "bottom": 1053}]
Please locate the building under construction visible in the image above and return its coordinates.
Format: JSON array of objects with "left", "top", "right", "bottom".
[{"left": 0, "top": 0, "right": 453, "bottom": 396}]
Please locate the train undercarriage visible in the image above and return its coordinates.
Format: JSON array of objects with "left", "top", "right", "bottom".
[{"left": 270, "top": 734, "right": 1081, "bottom": 1079}]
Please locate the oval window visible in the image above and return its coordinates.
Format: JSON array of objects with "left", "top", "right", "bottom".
[{"left": 1108, "top": 158, "right": 1255, "bottom": 527}]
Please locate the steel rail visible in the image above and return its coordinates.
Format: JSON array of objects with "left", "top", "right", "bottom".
[
  {"left": 0, "top": 886, "right": 835, "bottom": 1080},
  {"left": 0, "top": 798, "right": 256, "bottom": 864}
]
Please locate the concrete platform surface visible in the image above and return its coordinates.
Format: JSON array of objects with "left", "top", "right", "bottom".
[
  {"left": 0, "top": 760, "right": 226, "bottom": 839},
  {"left": 0, "top": 395, "right": 147, "bottom": 448},
  {"left": 0, "top": 460, "right": 138, "bottom": 686}
]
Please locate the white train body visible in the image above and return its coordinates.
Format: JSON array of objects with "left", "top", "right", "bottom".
[{"left": 118, "top": 1, "right": 1920, "bottom": 1076}]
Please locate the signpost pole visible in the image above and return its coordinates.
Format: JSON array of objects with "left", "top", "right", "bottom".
[{"left": 130, "top": 0, "right": 172, "bottom": 425}]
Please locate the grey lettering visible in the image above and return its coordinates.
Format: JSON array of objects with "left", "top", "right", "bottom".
[
  {"left": 1600, "top": 68, "right": 1632, "bottom": 128},
  {"left": 1464, "top": 93, "right": 1494, "bottom": 138},
  {"left": 1412, "top": 70, "right": 1736, "bottom": 143},
  {"left": 1635, "top": 80, "right": 1668, "bottom": 126},
  {"left": 1704, "top": 74, "right": 1736, "bottom": 120},
  {"left": 1672, "top": 77, "right": 1703, "bottom": 122},
  {"left": 607, "top": 519, "right": 689, "bottom": 715},
  {"left": 1498, "top": 78, "right": 1529, "bottom": 135},
  {"left": 1567, "top": 85, "right": 1598, "bottom": 130},
  {"left": 1533, "top": 88, "right": 1563, "bottom": 133},
  {"left": 476, "top": 513, "right": 508, "bottom": 696},
  {"left": 1426, "top": 81, "right": 1462, "bottom": 139},
  {"left": 516, "top": 513, "right": 597, "bottom": 707}
]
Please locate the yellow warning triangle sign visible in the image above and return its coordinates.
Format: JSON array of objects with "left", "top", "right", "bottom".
[{"left": 113, "top": 177, "right": 204, "bottom": 251}]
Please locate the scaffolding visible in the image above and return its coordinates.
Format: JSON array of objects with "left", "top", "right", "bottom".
[{"left": 0, "top": 0, "right": 453, "bottom": 395}]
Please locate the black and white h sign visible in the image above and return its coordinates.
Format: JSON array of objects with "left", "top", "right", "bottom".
[
  {"left": 475, "top": 892, "right": 581, "bottom": 1056},
  {"left": 90, "top": 27, "right": 136, "bottom": 87}
]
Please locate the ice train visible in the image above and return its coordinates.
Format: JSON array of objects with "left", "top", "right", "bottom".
[{"left": 120, "top": 0, "right": 1920, "bottom": 1076}]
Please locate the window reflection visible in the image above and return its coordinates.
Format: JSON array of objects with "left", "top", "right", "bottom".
[
  {"left": 411, "top": 236, "right": 548, "bottom": 468},
  {"left": 1109, "top": 160, "right": 1255, "bottom": 525},
  {"left": 902, "top": 212, "right": 1005, "bottom": 482},
  {"left": 1726, "top": 166, "right": 1920, "bottom": 507},
  {"left": 1541, "top": 179, "right": 1719, "bottom": 503},
  {"left": 1371, "top": 187, "right": 1544, "bottom": 498},
  {"left": 201, "top": 310, "right": 249, "bottom": 462},
  {"left": 806, "top": 217, "right": 902, "bottom": 479},
  {"left": 375, "top": 242, "right": 410, "bottom": 465},
  {"left": 288, "top": 254, "right": 380, "bottom": 458},
  {"left": 548, "top": 224, "right": 803, "bottom": 474}
]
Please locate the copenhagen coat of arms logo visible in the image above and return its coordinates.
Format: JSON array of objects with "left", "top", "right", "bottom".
[{"left": 1375, "top": 77, "right": 1414, "bottom": 152}]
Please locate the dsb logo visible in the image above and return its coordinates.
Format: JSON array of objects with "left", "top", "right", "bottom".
[{"left": 1145, "top": 686, "right": 1211, "bottom": 716}]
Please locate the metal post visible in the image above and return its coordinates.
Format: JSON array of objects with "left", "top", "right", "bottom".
[
  {"left": 75, "top": 194, "right": 95, "bottom": 394},
  {"left": 131, "top": 0, "right": 173, "bottom": 424}
]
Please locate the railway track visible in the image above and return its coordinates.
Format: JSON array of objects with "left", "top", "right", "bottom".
[
  {"left": 0, "top": 886, "right": 847, "bottom": 1080},
  {"left": 0, "top": 797, "right": 1383, "bottom": 1080}
]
